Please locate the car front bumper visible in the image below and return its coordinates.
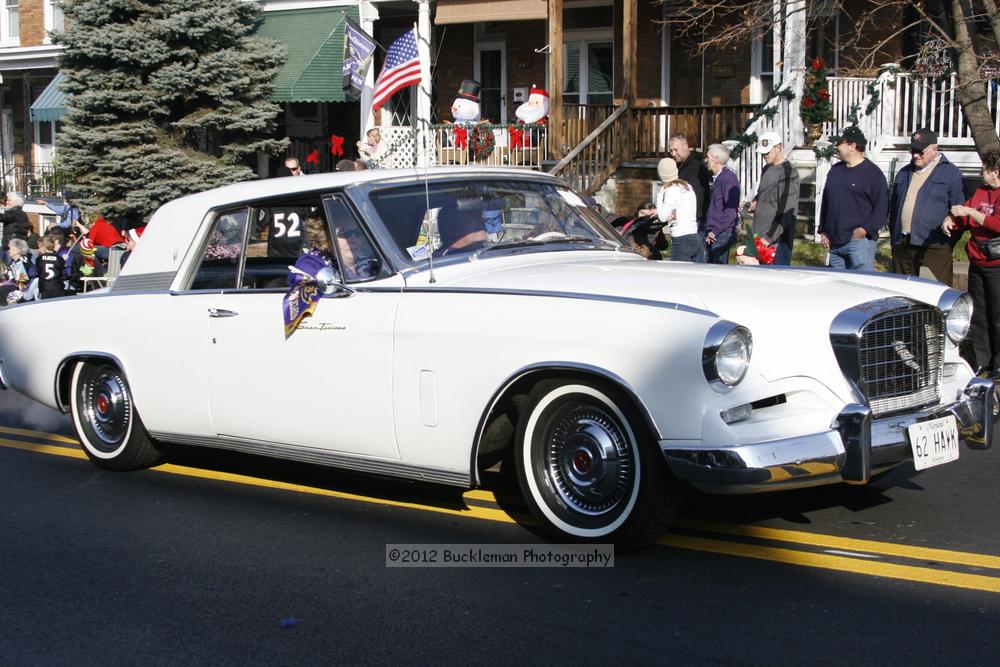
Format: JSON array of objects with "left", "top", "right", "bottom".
[{"left": 662, "top": 377, "right": 997, "bottom": 494}]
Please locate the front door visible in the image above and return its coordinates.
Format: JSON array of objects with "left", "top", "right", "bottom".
[
  {"left": 476, "top": 44, "right": 505, "bottom": 123},
  {"left": 200, "top": 195, "right": 404, "bottom": 460}
]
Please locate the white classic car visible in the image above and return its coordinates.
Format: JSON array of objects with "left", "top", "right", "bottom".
[{"left": 0, "top": 168, "right": 995, "bottom": 548}]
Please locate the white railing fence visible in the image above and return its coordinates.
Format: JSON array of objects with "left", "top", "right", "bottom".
[
  {"left": 826, "top": 68, "right": 1000, "bottom": 147},
  {"left": 371, "top": 124, "right": 548, "bottom": 170}
]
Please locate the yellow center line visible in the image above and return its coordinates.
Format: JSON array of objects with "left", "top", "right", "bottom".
[
  {"left": 0, "top": 425, "right": 78, "bottom": 445},
  {"left": 657, "top": 534, "right": 1000, "bottom": 594},
  {"left": 3, "top": 434, "right": 1000, "bottom": 593},
  {"left": 674, "top": 518, "right": 1000, "bottom": 571},
  {"left": 0, "top": 438, "right": 515, "bottom": 524}
]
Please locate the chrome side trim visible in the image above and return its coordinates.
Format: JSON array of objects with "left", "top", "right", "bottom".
[
  {"left": 54, "top": 352, "right": 129, "bottom": 414},
  {"left": 148, "top": 431, "right": 472, "bottom": 488},
  {"left": 468, "top": 362, "right": 663, "bottom": 486},
  {"left": 400, "top": 287, "right": 716, "bottom": 317},
  {"left": 111, "top": 272, "right": 177, "bottom": 292}
]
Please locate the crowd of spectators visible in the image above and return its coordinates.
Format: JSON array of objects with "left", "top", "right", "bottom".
[{"left": 0, "top": 193, "right": 140, "bottom": 306}]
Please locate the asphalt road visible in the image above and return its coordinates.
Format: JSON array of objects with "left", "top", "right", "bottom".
[{"left": 0, "top": 389, "right": 998, "bottom": 666}]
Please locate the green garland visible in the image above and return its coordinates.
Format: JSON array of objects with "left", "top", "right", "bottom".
[
  {"left": 846, "top": 65, "right": 903, "bottom": 125},
  {"left": 813, "top": 144, "right": 837, "bottom": 160},
  {"left": 729, "top": 87, "right": 796, "bottom": 160}
]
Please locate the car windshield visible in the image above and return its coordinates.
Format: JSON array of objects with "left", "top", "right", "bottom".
[{"left": 367, "top": 179, "right": 623, "bottom": 262}]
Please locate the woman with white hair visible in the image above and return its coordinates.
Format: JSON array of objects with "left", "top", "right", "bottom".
[
  {"left": 652, "top": 157, "right": 701, "bottom": 262},
  {"left": 1, "top": 192, "right": 30, "bottom": 263},
  {"left": 704, "top": 143, "right": 742, "bottom": 264}
]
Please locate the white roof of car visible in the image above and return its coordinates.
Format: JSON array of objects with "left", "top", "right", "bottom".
[{"left": 119, "top": 167, "right": 560, "bottom": 284}]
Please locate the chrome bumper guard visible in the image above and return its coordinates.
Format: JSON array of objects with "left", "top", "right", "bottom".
[{"left": 663, "top": 377, "right": 997, "bottom": 494}]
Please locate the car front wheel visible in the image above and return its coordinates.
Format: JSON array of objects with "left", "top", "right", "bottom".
[
  {"left": 515, "top": 380, "right": 682, "bottom": 549},
  {"left": 70, "top": 361, "right": 161, "bottom": 471}
]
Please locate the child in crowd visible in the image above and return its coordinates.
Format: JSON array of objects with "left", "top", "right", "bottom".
[
  {"left": 70, "top": 238, "right": 106, "bottom": 293},
  {"left": 357, "top": 128, "right": 381, "bottom": 167},
  {"left": 36, "top": 235, "right": 66, "bottom": 299}
]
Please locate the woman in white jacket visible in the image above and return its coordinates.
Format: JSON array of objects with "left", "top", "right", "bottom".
[{"left": 653, "top": 158, "right": 701, "bottom": 262}]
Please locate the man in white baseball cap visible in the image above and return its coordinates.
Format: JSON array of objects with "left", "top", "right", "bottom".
[{"left": 744, "top": 131, "right": 799, "bottom": 264}]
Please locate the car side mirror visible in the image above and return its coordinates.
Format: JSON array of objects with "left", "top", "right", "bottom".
[{"left": 314, "top": 266, "right": 342, "bottom": 295}]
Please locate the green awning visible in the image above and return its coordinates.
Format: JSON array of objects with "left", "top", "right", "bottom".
[
  {"left": 257, "top": 6, "right": 359, "bottom": 103},
  {"left": 30, "top": 72, "right": 68, "bottom": 123}
]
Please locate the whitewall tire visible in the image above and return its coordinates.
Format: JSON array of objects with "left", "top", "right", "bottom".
[
  {"left": 70, "top": 361, "right": 161, "bottom": 471},
  {"left": 515, "top": 380, "right": 682, "bottom": 548}
]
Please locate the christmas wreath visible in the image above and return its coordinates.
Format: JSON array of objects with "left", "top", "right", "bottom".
[{"left": 469, "top": 125, "right": 496, "bottom": 161}]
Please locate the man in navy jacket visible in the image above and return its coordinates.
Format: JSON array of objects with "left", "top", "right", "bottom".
[
  {"left": 819, "top": 126, "right": 887, "bottom": 272},
  {"left": 888, "top": 128, "right": 965, "bottom": 286}
]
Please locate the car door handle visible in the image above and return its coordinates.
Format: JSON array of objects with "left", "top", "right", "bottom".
[{"left": 208, "top": 308, "right": 239, "bottom": 318}]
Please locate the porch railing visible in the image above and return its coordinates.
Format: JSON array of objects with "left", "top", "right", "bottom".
[
  {"left": 319, "top": 124, "right": 549, "bottom": 170},
  {"left": 563, "top": 104, "right": 616, "bottom": 151},
  {"left": 631, "top": 104, "right": 759, "bottom": 157},
  {"left": 549, "top": 105, "right": 630, "bottom": 196},
  {"left": 1, "top": 162, "right": 70, "bottom": 197},
  {"left": 825, "top": 69, "right": 1000, "bottom": 145}
]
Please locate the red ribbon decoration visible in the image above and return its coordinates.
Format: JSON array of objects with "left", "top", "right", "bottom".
[
  {"left": 454, "top": 126, "right": 468, "bottom": 149},
  {"left": 330, "top": 134, "right": 345, "bottom": 156},
  {"left": 509, "top": 125, "right": 525, "bottom": 149},
  {"left": 305, "top": 148, "right": 320, "bottom": 165}
]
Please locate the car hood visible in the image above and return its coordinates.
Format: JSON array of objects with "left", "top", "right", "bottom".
[{"left": 407, "top": 252, "right": 949, "bottom": 382}]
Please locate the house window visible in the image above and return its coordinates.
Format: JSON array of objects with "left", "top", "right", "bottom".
[
  {"left": 45, "top": 0, "right": 64, "bottom": 36},
  {"left": 564, "top": 41, "right": 614, "bottom": 106},
  {"left": 2, "top": 0, "right": 19, "bottom": 42}
]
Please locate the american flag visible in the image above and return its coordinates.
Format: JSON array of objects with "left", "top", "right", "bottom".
[{"left": 371, "top": 28, "right": 423, "bottom": 112}]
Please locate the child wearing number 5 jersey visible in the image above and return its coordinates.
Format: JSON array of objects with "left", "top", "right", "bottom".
[{"left": 36, "top": 235, "right": 67, "bottom": 299}]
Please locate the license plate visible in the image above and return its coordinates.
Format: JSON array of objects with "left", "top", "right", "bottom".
[{"left": 908, "top": 416, "right": 960, "bottom": 471}]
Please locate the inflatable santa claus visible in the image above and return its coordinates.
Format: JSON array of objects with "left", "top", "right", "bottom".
[{"left": 510, "top": 86, "right": 550, "bottom": 150}]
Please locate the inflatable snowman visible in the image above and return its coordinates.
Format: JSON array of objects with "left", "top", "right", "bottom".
[{"left": 450, "top": 79, "right": 494, "bottom": 161}]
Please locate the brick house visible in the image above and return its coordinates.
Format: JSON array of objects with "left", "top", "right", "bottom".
[{"left": 0, "top": 0, "right": 63, "bottom": 199}]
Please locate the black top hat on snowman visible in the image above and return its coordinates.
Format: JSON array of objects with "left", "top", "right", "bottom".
[{"left": 457, "top": 79, "right": 481, "bottom": 103}]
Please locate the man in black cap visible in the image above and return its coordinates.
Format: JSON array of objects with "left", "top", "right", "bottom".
[
  {"left": 888, "top": 127, "right": 965, "bottom": 285},
  {"left": 818, "top": 126, "right": 887, "bottom": 272}
]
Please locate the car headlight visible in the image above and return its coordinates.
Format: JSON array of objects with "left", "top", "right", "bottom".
[
  {"left": 703, "top": 322, "right": 753, "bottom": 388},
  {"left": 941, "top": 291, "right": 972, "bottom": 344}
]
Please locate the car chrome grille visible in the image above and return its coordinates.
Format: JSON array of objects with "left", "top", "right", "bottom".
[{"left": 857, "top": 306, "right": 943, "bottom": 416}]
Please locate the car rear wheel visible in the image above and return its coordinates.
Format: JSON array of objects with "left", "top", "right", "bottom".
[
  {"left": 70, "top": 361, "right": 161, "bottom": 471},
  {"left": 515, "top": 380, "right": 683, "bottom": 549}
]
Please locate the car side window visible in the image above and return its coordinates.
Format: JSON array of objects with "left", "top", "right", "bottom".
[
  {"left": 324, "top": 197, "right": 384, "bottom": 283},
  {"left": 243, "top": 199, "right": 324, "bottom": 290},
  {"left": 189, "top": 208, "right": 249, "bottom": 290}
]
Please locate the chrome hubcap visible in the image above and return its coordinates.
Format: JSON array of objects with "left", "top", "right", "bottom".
[
  {"left": 83, "top": 369, "right": 131, "bottom": 449},
  {"left": 546, "top": 405, "right": 633, "bottom": 516}
]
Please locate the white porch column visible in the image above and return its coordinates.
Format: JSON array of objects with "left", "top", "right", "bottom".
[
  {"left": 414, "top": 0, "right": 433, "bottom": 167},
  {"left": 360, "top": 0, "right": 379, "bottom": 134},
  {"left": 783, "top": 0, "right": 807, "bottom": 147}
]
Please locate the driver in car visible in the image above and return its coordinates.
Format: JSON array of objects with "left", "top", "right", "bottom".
[{"left": 434, "top": 206, "right": 488, "bottom": 257}]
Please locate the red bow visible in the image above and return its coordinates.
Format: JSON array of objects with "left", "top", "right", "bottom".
[
  {"left": 330, "top": 134, "right": 344, "bottom": 156},
  {"left": 509, "top": 125, "right": 525, "bottom": 149},
  {"left": 454, "top": 126, "right": 468, "bottom": 149},
  {"left": 305, "top": 149, "right": 320, "bottom": 165}
]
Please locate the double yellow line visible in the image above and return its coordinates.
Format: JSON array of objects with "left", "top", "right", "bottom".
[{"left": 2, "top": 425, "right": 999, "bottom": 592}]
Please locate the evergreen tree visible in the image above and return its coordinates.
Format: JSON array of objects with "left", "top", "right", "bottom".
[{"left": 55, "top": 0, "right": 288, "bottom": 221}]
